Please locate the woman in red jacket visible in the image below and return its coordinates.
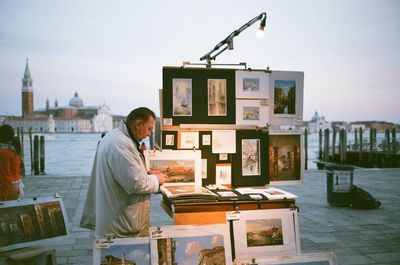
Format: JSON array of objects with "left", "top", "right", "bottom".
[{"left": 0, "top": 125, "right": 21, "bottom": 201}]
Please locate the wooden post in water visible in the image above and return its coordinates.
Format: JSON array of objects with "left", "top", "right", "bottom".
[
  {"left": 385, "top": 129, "right": 390, "bottom": 152},
  {"left": 373, "top": 128, "right": 377, "bottom": 150},
  {"left": 304, "top": 129, "right": 308, "bottom": 170},
  {"left": 332, "top": 128, "right": 337, "bottom": 158},
  {"left": 324, "top": 128, "right": 330, "bottom": 162},
  {"left": 354, "top": 128, "right": 358, "bottom": 151},
  {"left": 319, "top": 129, "right": 323, "bottom": 160},
  {"left": 29, "top": 128, "right": 33, "bottom": 173},
  {"left": 39, "top": 135, "right": 45, "bottom": 174},
  {"left": 33, "top": 135, "right": 39, "bottom": 175},
  {"left": 369, "top": 128, "right": 373, "bottom": 166},
  {"left": 391, "top": 128, "right": 397, "bottom": 154},
  {"left": 339, "top": 129, "right": 346, "bottom": 164},
  {"left": 359, "top": 127, "right": 363, "bottom": 165},
  {"left": 20, "top": 127, "right": 25, "bottom": 177}
]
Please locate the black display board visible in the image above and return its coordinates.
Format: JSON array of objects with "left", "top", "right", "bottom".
[
  {"left": 232, "top": 129, "right": 269, "bottom": 187},
  {"left": 163, "top": 67, "right": 236, "bottom": 125}
]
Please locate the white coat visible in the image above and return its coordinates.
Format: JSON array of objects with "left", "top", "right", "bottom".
[{"left": 80, "top": 121, "right": 159, "bottom": 238}]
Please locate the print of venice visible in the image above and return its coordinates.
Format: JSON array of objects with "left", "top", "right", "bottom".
[
  {"left": 246, "top": 219, "right": 283, "bottom": 247},
  {"left": 149, "top": 160, "right": 195, "bottom": 182}
]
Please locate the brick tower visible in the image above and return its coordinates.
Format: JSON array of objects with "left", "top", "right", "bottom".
[{"left": 21, "top": 58, "right": 34, "bottom": 117}]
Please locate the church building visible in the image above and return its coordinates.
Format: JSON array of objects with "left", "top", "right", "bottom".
[{"left": 3, "top": 59, "right": 113, "bottom": 133}]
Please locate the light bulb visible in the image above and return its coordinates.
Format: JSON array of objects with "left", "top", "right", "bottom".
[{"left": 256, "top": 26, "right": 265, "bottom": 39}]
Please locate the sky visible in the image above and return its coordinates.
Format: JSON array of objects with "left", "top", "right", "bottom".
[{"left": 0, "top": 0, "right": 399, "bottom": 123}]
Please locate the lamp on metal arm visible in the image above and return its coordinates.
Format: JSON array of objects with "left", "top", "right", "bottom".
[{"left": 200, "top": 12, "right": 267, "bottom": 68}]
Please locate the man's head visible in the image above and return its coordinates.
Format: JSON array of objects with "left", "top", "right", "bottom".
[
  {"left": 0, "top": 125, "right": 15, "bottom": 144},
  {"left": 126, "top": 107, "right": 156, "bottom": 141}
]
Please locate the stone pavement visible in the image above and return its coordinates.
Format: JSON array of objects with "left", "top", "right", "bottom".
[{"left": 4, "top": 168, "right": 400, "bottom": 265}]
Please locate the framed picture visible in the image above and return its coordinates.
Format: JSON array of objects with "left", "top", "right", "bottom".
[
  {"left": 232, "top": 130, "right": 269, "bottom": 187},
  {"left": 229, "top": 208, "right": 300, "bottom": 259},
  {"left": 241, "top": 139, "right": 260, "bottom": 176},
  {"left": 150, "top": 224, "right": 232, "bottom": 265},
  {"left": 235, "top": 99, "right": 269, "bottom": 126},
  {"left": 93, "top": 237, "right": 150, "bottom": 265},
  {"left": 202, "top": 134, "right": 211, "bottom": 146},
  {"left": 208, "top": 79, "right": 227, "bottom": 116},
  {"left": 235, "top": 70, "right": 269, "bottom": 99},
  {"left": 212, "top": 130, "right": 236, "bottom": 154},
  {"left": 269, "top": 132, "right": 303, "bottom": 184},
  {"left": 201, "top": 159, "right": 207, "bottom": 179},
  {"left": 269, "top": 71, "right": 304, "bottom": 128},
  {"left": 145, "top": 150, "right": 202, "bottom": 188},
  {"left": 179, "top": 131, "right": 199, "bottom": 149},
  {"left": 162, "top": 131, "right": 177, "bottom": 149},
  {"left": 236, "top": 252, "right": 338, "bottom": 265},
  {"left": 173, "top": 78, "right": 192, "bottom": 116},
  {"left": 0, "top": 197, "right": 69, "bottom": 251},
  {"left": 215, "top": 164, "right": 232, "bottom": 186},
  {"left": 163, "top": 67, "right": 236, "bottom": 125},
  {"left": 199, "top": 146, "right": 218, "bottom": 186}
]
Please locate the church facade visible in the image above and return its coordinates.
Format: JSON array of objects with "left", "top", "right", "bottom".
[{"left": 2, "top": 59, "right": 113, "bottom": 133}]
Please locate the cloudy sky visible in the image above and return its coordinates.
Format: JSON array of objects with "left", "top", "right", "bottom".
[{"left": 0, "top": 0, "right": 399, "bottom": 123}]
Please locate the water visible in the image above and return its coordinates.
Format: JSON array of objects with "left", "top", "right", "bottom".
[{"left": 20, "top": 132, "right": 392, "bottom": 176}]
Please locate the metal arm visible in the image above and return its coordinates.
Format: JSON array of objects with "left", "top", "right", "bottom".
[{"left": 200, "top": 12, "right": 266, "bottom": 68}]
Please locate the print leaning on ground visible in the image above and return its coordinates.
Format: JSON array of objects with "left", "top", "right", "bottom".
[{"left": 246, "top": 218, "right": 283, "bottom": 247}]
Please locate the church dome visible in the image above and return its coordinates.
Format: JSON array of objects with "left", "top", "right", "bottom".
[{"left": 69, "top": 92, "right": 84, "bottom": 108}]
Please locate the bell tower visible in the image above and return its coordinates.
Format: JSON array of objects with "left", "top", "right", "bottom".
[{"left": 21, "top": 58, "right": 34, "bottom": 117}]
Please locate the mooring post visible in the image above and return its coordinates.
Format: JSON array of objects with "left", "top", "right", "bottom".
[
  {"left": 319, "top": 129, "right": 323, "bottom": 160},
  {"left": 39, "top": 135, "right": 45, "bottom": 174},
  {"left": 29, "top": 128, "right": 33, "bottom": 173},
  {"left": 391, "top": 128, "right": 397, "bottom": 154},
  {"left": 340, "top": 129, "right": 346, "bottom": 164},
  {"left": 33, "top": 135, "right": 39, "bottom": 175},
  {"left": 359, "top": 127, "right": 363, "bottom": 165},
  {"left": 332, "top": 128, "right": 337, "bottom": 157},
  {"left": 324, "top": 128, "right": 330, "bottom": 162},
  {"left": 304, "top": 129, "right": 308, "bottom": 170},
  {"left": 354, "top": 128, "right": 358, "bottom": 151},
  {"left": 369, "top": 127, "right": 373, "bottom": 166}
]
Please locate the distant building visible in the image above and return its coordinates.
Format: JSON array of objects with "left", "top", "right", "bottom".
[
  {"left": 305, "top": 111, "right": 331, "bottom": 133},
  {"left": 2, "top": 59, "right": 113, "bottom": 133}
]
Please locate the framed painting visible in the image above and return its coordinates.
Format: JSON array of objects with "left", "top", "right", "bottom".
[
  {"left": 172, "top": 78, "right": 192, "bottom": 116},
  {"left": 230, "top": 208, "right": 300, "bottom": 259},
  {"left": 241, "top": 139, "right": 260, "bottom": 176},
  {"left": 150, "top": 224, "right": 232, "bottom": 265},
  {"left": 93, "top": 237, "right": 150, "bottom": 265},
  {"left": 269, "top": 132, "right": 304, "bottom": 184},
  {"left": 0, "top": 197, "right": 69, "bottom": 251},
  {"left": 268, "top": 71, "right": 304, "bottom": 128},
  {"left": 215, "top": 163, "right": 232, "bottom": 186},
  {"left": 161, "top": 131, "right": 177, "bottom": 150},
  {"left": 208, "top": 79, "right": 227, "bottom": 116},
  {"left": 235, "top": 70, "right": 269, "bottom": 99},
  {"left": 178, "top": 131, "right": 199, "bottom": 149},
  {"left": 145, "top": 150, "right": 202, "bottom": 188},
  {"left": 235, "top": 99, "right": 269, "bottom": 126},
  {"left": 212, "top": 130, "right": 236, "bottom": 154},
  {"left": 232, "top": 130, "right": 269, "bottom": 187}
]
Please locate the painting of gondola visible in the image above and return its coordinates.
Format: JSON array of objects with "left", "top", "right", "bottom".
[{"left": 173, "top": 78, "right": 192, "bottom": 116}]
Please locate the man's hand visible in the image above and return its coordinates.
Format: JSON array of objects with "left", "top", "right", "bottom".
[{"left": 148, "top": 170, "right": 167, "bottom": 185}]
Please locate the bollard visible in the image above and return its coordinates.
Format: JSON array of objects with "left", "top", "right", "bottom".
[
  {"left": 39, "top": 135, "right": 45, "bottom": 174},
  {"left": 332, "top": 129, "right": 337, "bottom": 157},
  {"left": 354, "top": 128, "right": 358, "bottom": 150},
  {"left": 33, "top": 135, "right": 39, "bottom": 175},
  {"left": 304, "top": 129, "right": 308, "bottom": 170}
]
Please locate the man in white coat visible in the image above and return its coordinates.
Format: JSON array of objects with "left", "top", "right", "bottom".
[{"left": 80, "top": 107, "right": 166, "bottom": 238}]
